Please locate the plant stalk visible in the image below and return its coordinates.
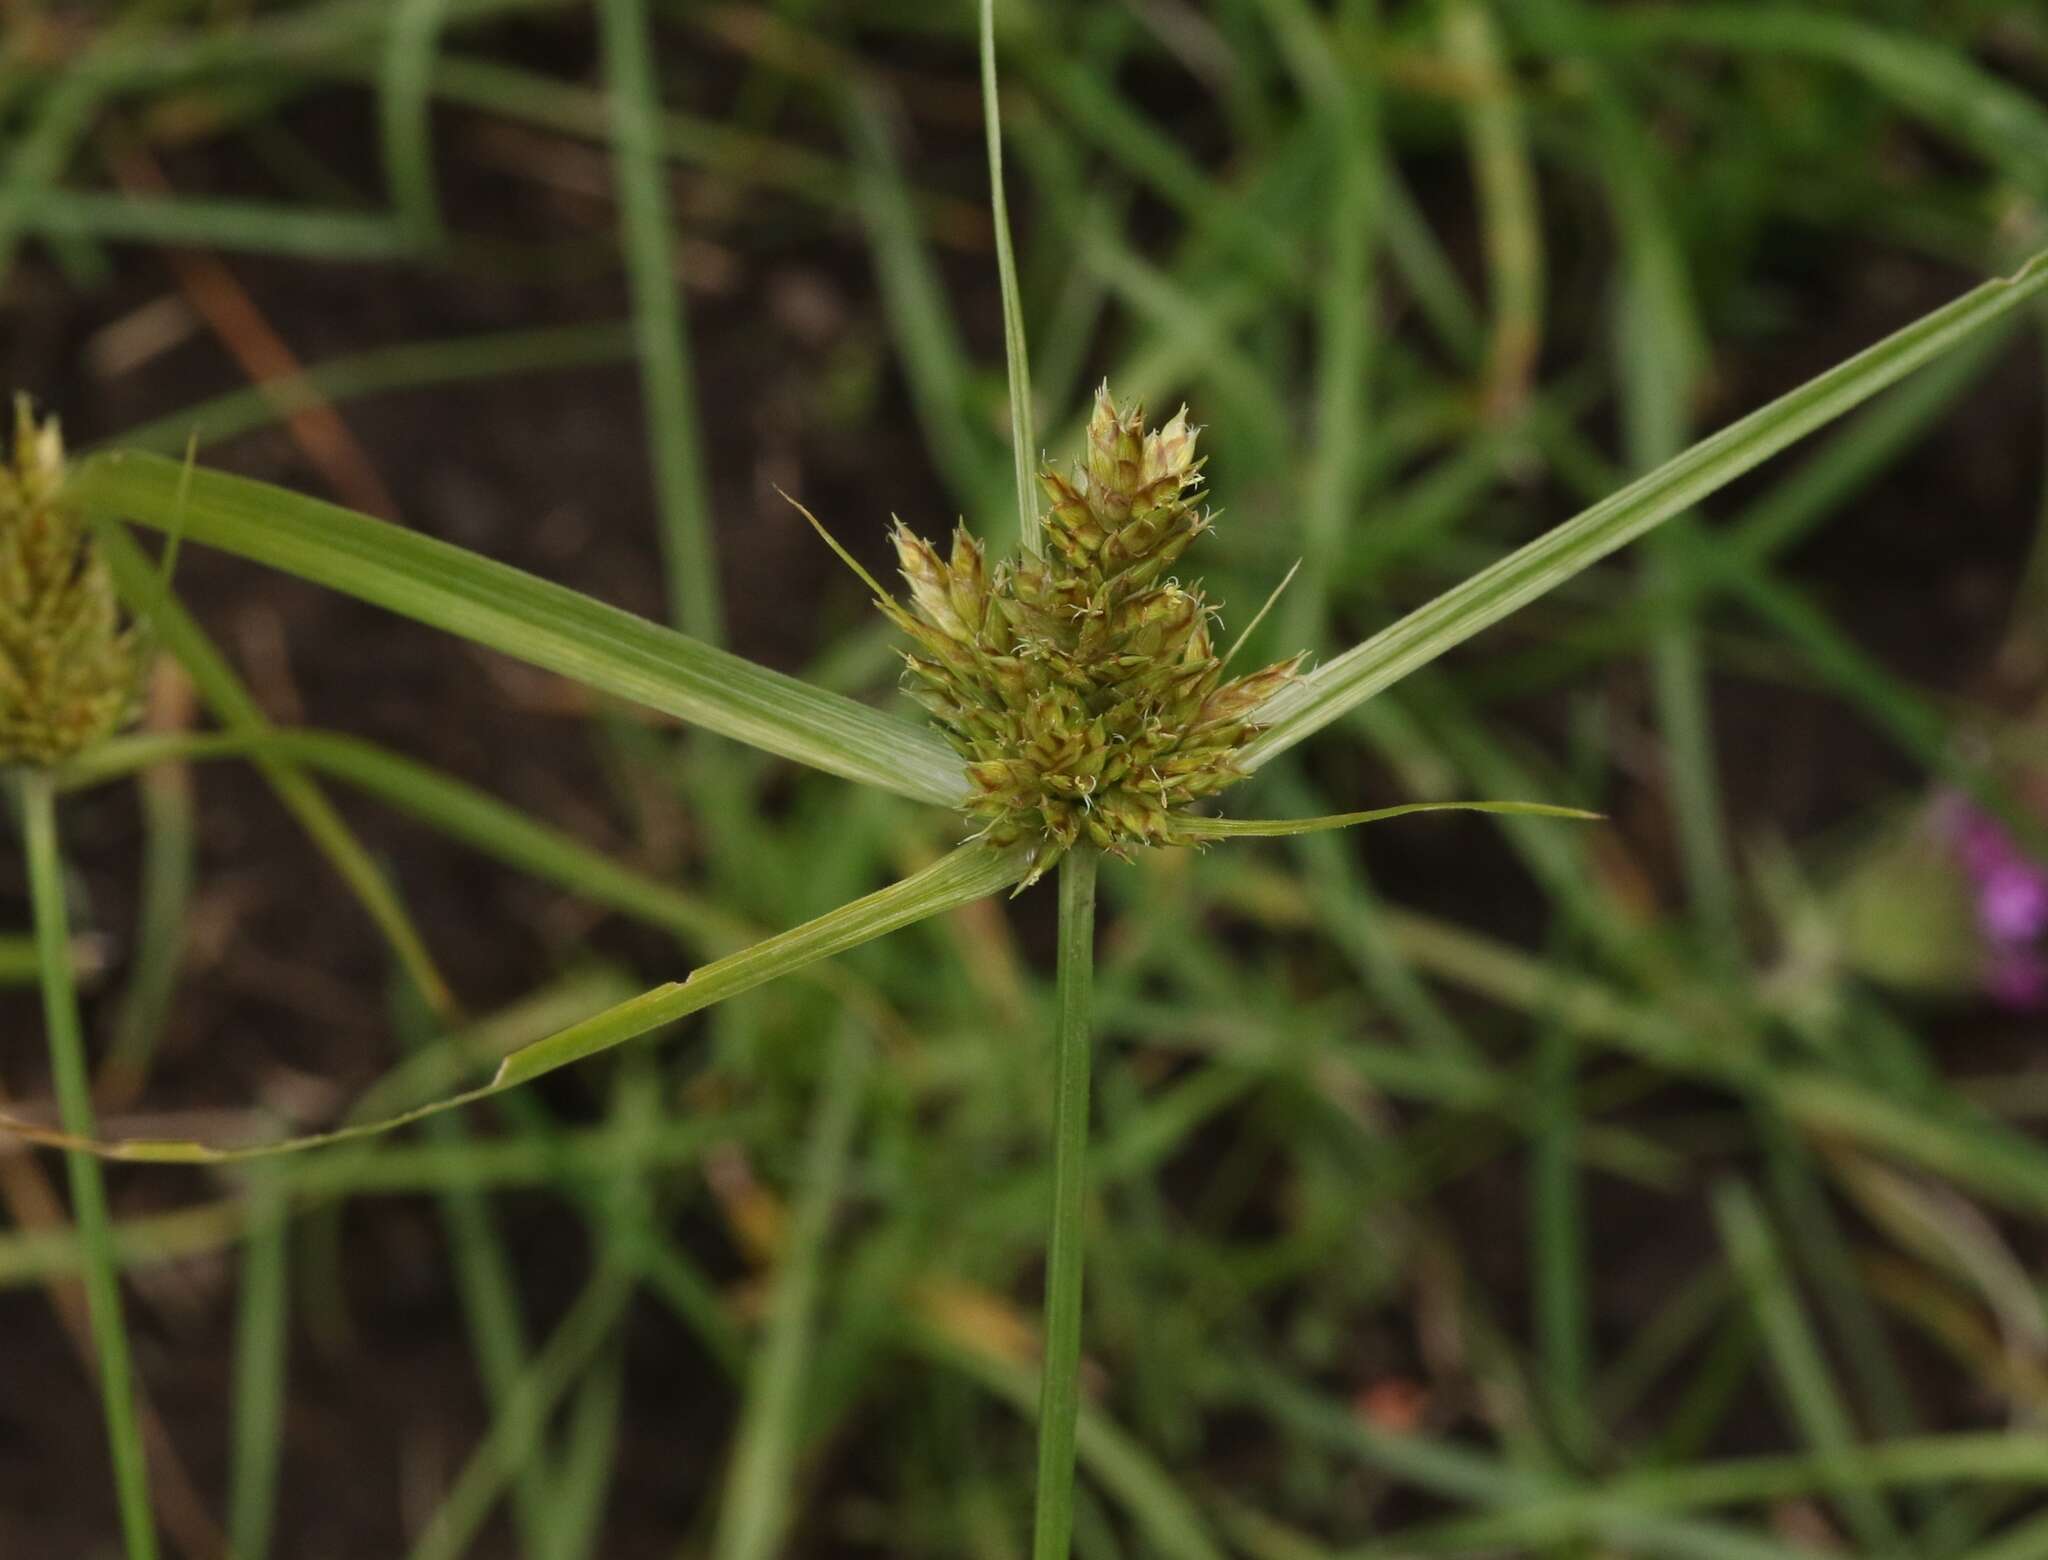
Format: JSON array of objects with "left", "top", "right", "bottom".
[
  {"left": 979, "top": 0, "right": 1037, "bottom": 557},
  {"left": 21, "top": 770, "right": 159, "bottom": 1559},
  {"left": 1033, "top": 845, "right": 1098, "bottom": 1560}
]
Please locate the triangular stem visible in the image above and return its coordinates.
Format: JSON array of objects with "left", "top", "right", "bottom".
[{"left": 1033, "top": 845, "right": 1099, "bottom": 1559}]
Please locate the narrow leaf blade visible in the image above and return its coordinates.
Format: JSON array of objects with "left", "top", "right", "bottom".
[
  {"left": 72, "top": 452, "right": 968, "bottom": 806},
  {"left": 1245, "top": 250, "right": 2048, "bottom": 766},
  {"left": 1182, "top": 801, "right": 1600, "bottom": 838},
  {"left": 0, "top": 841, "right": 1028, "bottom": 1162},
  {"left": 492, "top": 838, "right": 1027, "bottom": 1087}
]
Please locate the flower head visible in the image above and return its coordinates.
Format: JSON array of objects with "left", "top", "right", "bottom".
[
  {"left": 1938, "top": 793, "right": 2048, "bottom": 1010},
  {"left": 0, "top": 397, "right": 138, "bottom": 767},
  {"left": 883, "top": 385, "right": 1301, "bottom": 884}
]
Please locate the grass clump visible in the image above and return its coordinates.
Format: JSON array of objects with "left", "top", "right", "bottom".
[
  {"left": 12, "top": 2, "right": 2048, "bottom": 1555},
  {"left": 4, "top": 404, "right": 157, "bottom": 1558}
]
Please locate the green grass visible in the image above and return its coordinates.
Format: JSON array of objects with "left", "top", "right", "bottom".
[
  {"left": 8, "top": 0, "right": 2048, "bottom": 1555},
  {"left": 20, "top": 772, "right": 158, "bottom": 1559}
]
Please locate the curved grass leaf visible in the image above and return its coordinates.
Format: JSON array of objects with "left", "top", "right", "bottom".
[
  {"left": 1181, "top": 800, "right": 1600, "bottom": 838},
  {"left": 98, "top": 524, "right": 460, "bottom": 1020},
  {"left": 71, "top": 452, "right": 969, "bottom": 806},
  {"left": 24, "top": 192, "right": 416, "bottom": 260},
  {"left": 1244, "top": 250, "right": 2048, "bottom": 768},
  {"left": 1592, "top": 8, "right": 2048, "bottom": 194},
  {"left": 711, "top": 1020, "right": 869, "bottom": 1560},
  {"left": 0, "top": 841, "right": 1028, "bottom": 1163},
  {"left": 99, "top": 323, "right": 634, "bottom": 458},
  {"left": 381, "top": 0, "right": 453, "bottom": 246},
  {"left": 66, "top": 728, "right": 911, "bottom": 1042},
  {"left": 56, "top": 0, "right": 565, "bottom": 92},
  {"left": 61, "top": 729, "right": 743, "bottom": 952},
  {"left": 916, "top": 1312, "right": 1229, "bottom": 1560},
  {"left": 1414, "top": 1430, "right": 2048, "bottom": 1553},
  {"left": 597, "top": 0, "right": 724, "bottom": 642}
]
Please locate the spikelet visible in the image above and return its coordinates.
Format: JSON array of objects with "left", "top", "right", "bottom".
[
  {"left": 884, "top": 384, "right": 1301, "bottom": 885},
  {"left": 0, "top": 398, "right": 138, "bottom": 767}
]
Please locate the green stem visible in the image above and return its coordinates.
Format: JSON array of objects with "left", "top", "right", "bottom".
[
  {"left": 21, "top": 770, "right": 159, "bottom": 1560},
  {"left": 980, "top": 0, "right": 1038, "bottom": 556},
  {"left": 1033, "top": 846, "right": 1098, "bottom": 1560},
  {"left": 597, "top": 0, "right": 725, "bottom": 645}
]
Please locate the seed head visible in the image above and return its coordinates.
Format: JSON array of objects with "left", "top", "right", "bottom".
[
  {"left": 883, "top": 384, "right": 1301, "bottom": 885},
  {"left": 0, "top": 398, "right": 138, "bottom": 767}
]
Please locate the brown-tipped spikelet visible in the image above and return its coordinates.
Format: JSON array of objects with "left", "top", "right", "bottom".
[
  {"left": 0, "top": 398, "right": 137, "bottom": 767},
  {"left": 883, "top": 384, "right": 1301, "bottom": 885}
]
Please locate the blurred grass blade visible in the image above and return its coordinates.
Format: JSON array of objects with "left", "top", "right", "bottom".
[
  {"left": 1407, "top": 1430, "right": 2048, "bottom": 1551},
  {"left": 1385, "top": 907, "right": 2048, "bottom": 1219},
  {"left": 916, "top": 1309, "right": 1228, "bottom": 1560},
  {"left": 1279, "top": 0, "right": 1376, "bottom": 653},
  {"left": 1713, "top": 1181, "right": 1904, "bottom": 1552},
  {"left": 56, "top": 0, "right": 568, "bottom": 91},
  {"left": 73, "top": 453, "right": 967, "bottom": 805},
  {"left": 227, "top": 1177, "right": 289, "bottom": 1560},
  {"left": 406, "top": 1264, "right": 636, "bottom": 1560},
  {"left": 1444, "top": 0, "right": 1543, "bottom": 420},
  {"left": 542, "top": 1344, "right": 624, "bottom": 1560},
  {"left": 1596, "top": 8, "right": 2048, "bottom": 194},
  {"left": 68, "top": 728, "right": 903, "bottom": 1042},
  {"left": 0, "top": 841, "right": 1028, "bottom": 1162},
  {"left": 96, "top": 526, "right": 460, "bottom": 1019},
  {"left": 1832, "top": 1154, "right": 2048, "bottom": 1362},
  {"left": 0, "top": 935, "right": 64, "bottom": 983},
  {"left": 64, "top": 728, "right": 744, "bottom": 951},
  {"left": 1247, "top": 1367, "right": 1817, "bottom": 1560},
  {"left": 713, "top": 1021, "right": 869, "bottom": 1560},
  {"left": 381, "top": 0, "right": 452, "bottom": 246},
  {"left": 102, "top": 323, "right": 634, "bottom": 457},
  {"left": 23, "top": 192, "right": 415, "bottom": 260},
  {"left": 0, "top": 76, "right": 101, "bottom": 281},
  {"left": 101, "top": 676, "right": 198, "bottom": 1102},
  {"left": 390, "top": 983, "right": 557, "bottom": 1554},
  {"left": 1245, "top": 250, "right": 2048, "bottom": 767},
  {"left": 597, "top": 0, "right": 724, "bottom": 642},
  {"left": 843, "top": 88, "right": 1006, "bottom": 520},
  {"left": 1181, "top": 800, "right": 1600, "bottom": 838}
]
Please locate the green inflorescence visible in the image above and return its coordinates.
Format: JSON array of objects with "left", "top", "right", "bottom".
[
  {"left": 883, "top": 385, "right": 1302, "bottom": 885},
  {"left": 0, "top": 398, "right": 138, "bottom": 768}
]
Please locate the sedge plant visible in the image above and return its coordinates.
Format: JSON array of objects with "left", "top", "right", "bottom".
[
  {"left": 11, "top": 243, "right": 2048, "bottom": 1540},
  {"left": 9, "top": 15, "right": 2048, "bottom": 1556},
  {"left": 1, "top": 398, "right": 157, "bottom": 1560}
]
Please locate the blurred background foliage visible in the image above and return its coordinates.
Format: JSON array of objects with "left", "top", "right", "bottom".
[{"left": 5, "top": 0, "right": 2048, "bottom": 1555}]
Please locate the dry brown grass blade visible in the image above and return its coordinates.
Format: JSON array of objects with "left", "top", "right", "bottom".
[{"left": 109, "top": 140, "right": 403, "bottom": 522}]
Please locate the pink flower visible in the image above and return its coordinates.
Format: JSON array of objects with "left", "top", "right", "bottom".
[
  {"left": 1980, "top": 862, "right": 2048, "bottom": 943},
  {"left": 1937, "top": 791, "right": 2048, "bottom": 1009}
]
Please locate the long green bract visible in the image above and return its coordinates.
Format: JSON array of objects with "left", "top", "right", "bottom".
[
  {"left": 1244, "top": 250, "right": 2048, "bottom": 767},
  {"left": 1179, "top": 800, "right": 1599, "bottom": 838},
  {"left": 71, "top": 453, "right": 968, "bottom": 806},
  {"left": 0, "top": 841, "right": 1027, "bottom": 1163}
]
